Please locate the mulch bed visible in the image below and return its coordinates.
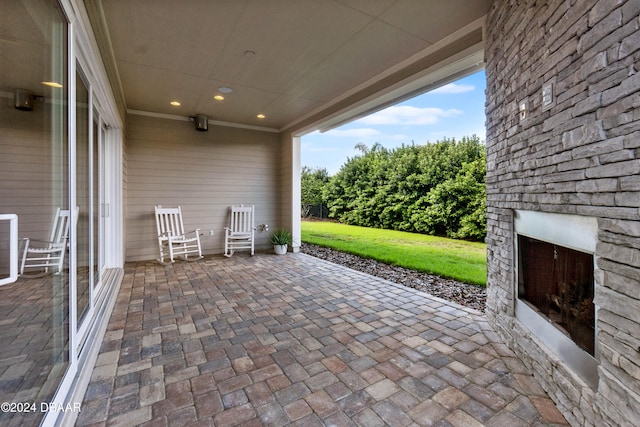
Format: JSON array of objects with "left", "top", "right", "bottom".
[{"left": 300, "top": 243, "right": 486, "bottom": 312}]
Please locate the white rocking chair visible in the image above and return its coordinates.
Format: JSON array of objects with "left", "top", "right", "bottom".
[
  {"left": 224, "top": 205, "right": 255, "bottom": 257},
  {"left": 20, "top": 206, "right": 78, "bottom": 277},
  {"left": 155, "top": 205, "right": 203, "bottom": 264}
]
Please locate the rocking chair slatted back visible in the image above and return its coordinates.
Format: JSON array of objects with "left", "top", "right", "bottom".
[
  {"left": 51, "top": 208, "right": 73, "bottom": 245},
  {"left": 224, "top": 204, "right": 255, "bottom": 257},
  {"left": 154, "top": 205, "right": 202, "bottom": 264},
  {"left": 155, "top": 205, "right": 186, "bottom": 239},
  {"left": 230, "top": 205, "right": 254, "bottom": 236},
  {"left": 20, "top": 206, "right": 78, "bottom": 276}
]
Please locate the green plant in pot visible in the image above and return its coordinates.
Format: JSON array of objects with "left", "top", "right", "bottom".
[{"left": 269, "top": 228, "right": 291, "bottom": 255}]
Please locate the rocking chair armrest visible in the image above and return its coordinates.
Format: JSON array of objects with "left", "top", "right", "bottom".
[
  {"left": 183, "top": 229, "right": 201, "bottom": 238},
  {"left": 22, "top": 237, "right": 66, "bottom": 245}
]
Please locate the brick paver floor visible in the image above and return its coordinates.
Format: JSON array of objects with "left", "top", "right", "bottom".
[{"left": 78, "top": 253, "right": 569, "bottom": 426}]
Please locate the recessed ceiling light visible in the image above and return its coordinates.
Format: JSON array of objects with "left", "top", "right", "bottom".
[
  {"left": 170, "top": 101, "right": 181, "bottom": 106},
  {"left": 257, "top": 114, "right": 266, "bottom": 119},
  {"left": 214, "top": 95, "right": 224, "bottom": 101},
  {"left": 218, "top": 86, "right": 233, "bottom": 94},
  {"left": 244, "top": 50, "right": 256, "bottom": 57},
  {"left": 42, "top": 81, "right": 63, "bottom": 88}
]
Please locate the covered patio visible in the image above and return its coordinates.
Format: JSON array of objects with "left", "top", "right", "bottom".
[
  {"left": 2, "top": 1, "right": 638, "bottom": 425},
  {"left": 77, "top": 254, "right": 567, "bottom": 426}
]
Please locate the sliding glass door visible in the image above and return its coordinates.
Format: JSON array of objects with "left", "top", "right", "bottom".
[
  {"left": 76, "top": 67, "right": 91, "bottom": 327},
  {"left": 1, "top": 1, "right": 121, "bottom": 424},
  {"left": 0, "top": 1, "right": 69, "bottom": 425},
  {"left": 76, "top": 65, "right": 106, "bottom": 346}
]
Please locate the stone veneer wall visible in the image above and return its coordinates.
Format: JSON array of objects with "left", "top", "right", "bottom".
[{"left": 484, "top": 1, "right": 640, "bottom": 426}]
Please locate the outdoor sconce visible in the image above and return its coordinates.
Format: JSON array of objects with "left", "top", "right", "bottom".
[
  {"left": 14, "top": 89, "right": 35, "bottom": 111},
  {"left": 190, "top": 114, "right": 208, "bottom": 131},
  {"left": 258, "top": 224, "right": 269, "bottom": 232}
]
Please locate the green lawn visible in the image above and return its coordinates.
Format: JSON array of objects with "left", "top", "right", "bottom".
[{"left": 301, "top": 221, "right": 487, "bottom": 286}]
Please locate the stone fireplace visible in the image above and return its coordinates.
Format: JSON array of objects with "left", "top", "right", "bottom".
[
  {"left": 514, "top": 211, "right": 598, "bottom": 388},
  {"left": 484, "top": 0, "right": 639, "bottom": 425}
]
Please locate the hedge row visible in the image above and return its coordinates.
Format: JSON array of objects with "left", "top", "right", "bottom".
[{"left": 303, "top": 136, "right": 486, "bottom": 241}]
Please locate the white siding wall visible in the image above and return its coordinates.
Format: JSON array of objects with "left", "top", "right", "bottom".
[
  {"left": 124, "top": 114, "right": 281, "bottom": 261},
  {"left": 121, "top": 126, "right": 128, "bottom": 264},
  {"left": 0, "top": 104, "right": 66, "bottom": 275}
]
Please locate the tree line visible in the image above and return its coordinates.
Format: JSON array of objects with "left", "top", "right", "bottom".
[{"left": 302, "top": 136, "right": 486, "bottom": 242}]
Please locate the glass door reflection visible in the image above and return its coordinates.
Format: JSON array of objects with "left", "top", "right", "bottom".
[
  {"left": 0, "top": 1, "right": 70, "bottom": 425},
  {"left": 76, "top": 67, "right": 91, "bottom": 326}
]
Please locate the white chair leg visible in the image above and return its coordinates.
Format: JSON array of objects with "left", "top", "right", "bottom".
[
  {"left": 224, "top": 230, "right": 232, "bottom": 257},
  {"left": 158, "top": 242, "right": 166, "bottom": 264},
  {"left": 20, "top": 239, "right": 30, "bottom": 275},
  {"left": 168, "top": 239, "right": 175, "bottom": 262},
  {"left": 196, "top": 235, "right": 203, "bottom": 258}
]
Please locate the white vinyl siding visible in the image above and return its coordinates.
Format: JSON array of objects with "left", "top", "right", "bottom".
[
  {"left": 124, "top": 114, "right": 281, "bottom": 261},
  {"left": 0, "top": 106, "right": 66, "bottom": 276}
]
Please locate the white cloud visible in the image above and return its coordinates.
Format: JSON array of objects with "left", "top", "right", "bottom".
[
  {"left": 430, "top": 83, "right": 475, "bottom": 94},
  {"left": 325, "top": 128, "right": 381, "bottom": 137},
  {"left": 301, "top": 144, "right": 343, "bottom": 153},
  {"left": 357, "top": 106, "right": 463, "bottom": 125}
]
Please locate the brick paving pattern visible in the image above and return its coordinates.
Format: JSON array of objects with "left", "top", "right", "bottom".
[
  {"left": 78, "top": 254, "right": 569, "bottom": 426},
  {"left": 0, "top": 274, "right": 70, "bottom": 427}
]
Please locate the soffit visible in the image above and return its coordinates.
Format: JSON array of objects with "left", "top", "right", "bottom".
[{"left": 90, "top": 0, "right": 491, "bottom": 132}]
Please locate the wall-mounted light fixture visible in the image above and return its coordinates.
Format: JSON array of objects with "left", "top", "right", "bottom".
[
  {"left": 258, "top": 224, "right": 269, "bottom": 232},
  {"left": 190, "top": 114, "right": 208, "bottom": 131},
  {"left": 14, "top": 89, "right": 34, "bottom": 111}
]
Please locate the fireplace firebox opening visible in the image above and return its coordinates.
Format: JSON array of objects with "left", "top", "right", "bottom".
[
  {"left": 517, "top": 235, "right": 595, "bottom": 355},
  {"left": 513, "top": 210, "right": 599, "bottom": 388}
]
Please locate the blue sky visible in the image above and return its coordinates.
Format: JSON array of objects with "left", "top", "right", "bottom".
[{"left": 301, "top": 70, "right": 486, "bottom": 175}]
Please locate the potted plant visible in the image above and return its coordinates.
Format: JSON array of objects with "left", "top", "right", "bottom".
[{"left": 269, "top": 228, "right": 291, "bottom": 255}]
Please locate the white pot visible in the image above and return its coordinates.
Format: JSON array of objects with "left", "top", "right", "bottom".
[{"left": 274, "top": 244, "right": 288, "bottom": 255}]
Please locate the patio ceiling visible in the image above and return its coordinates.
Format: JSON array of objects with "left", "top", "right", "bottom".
[{"left": 86, "top": 0, "right": 490, "bottom": 134}]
